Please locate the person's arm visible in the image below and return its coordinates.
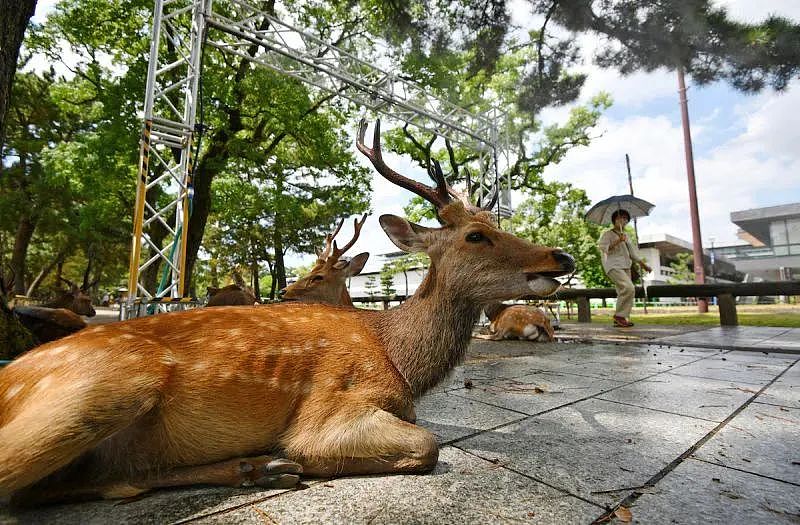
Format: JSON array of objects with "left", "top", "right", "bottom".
[
  {"left": 598, "top": 231, "right": 612, "bottom": 254},
  {"left": 627, "top": 240, "right": 652, "bottom": 272}
]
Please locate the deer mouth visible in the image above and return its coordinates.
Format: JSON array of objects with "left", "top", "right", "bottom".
[
  {"left": 524, "top": 268, "right": 571, "bottom": 283},
  {"left": 524, "top": 272, "right": 566, "bottom": 296}
]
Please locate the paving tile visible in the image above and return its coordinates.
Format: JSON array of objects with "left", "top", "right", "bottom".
[
  {"left": 627, "top": 458, "right": 800, "bottom": 525},
  {"left": 668, "top": 354, "right": 789, "bottom": 385},
  {"left": 0, "top": 485, "right": 293, "bottom": 525},
  {"left": 756, "top": 363, "right": 800, "bottom": 409},
  {"left": 458, "top": 398, "right": 717, "bottom": 507},
  {"left": 454, "top": 370, "right": 623, "bottom": 415},
  {"left": 195, "top": 447, "right": 604, "bottom": 525},
  {"left": 549, "top": 346, "right": 702, "bottom": 382},
  {"left": 691, "top": 403, "right": 800, "bottom": 485},
  {"left": 415, "top": 390, "right": 526, "bottom": 443},
  {"left": 597, "top": 373, "right": 756, "bottom": 422}
]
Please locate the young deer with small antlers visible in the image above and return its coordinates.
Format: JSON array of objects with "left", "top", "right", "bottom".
[
  {"left": 0, "top": 120, "right": 573, "bottom": 505},
  {"left": 280, "top": 214, "right": 369, "bottom": 306}
]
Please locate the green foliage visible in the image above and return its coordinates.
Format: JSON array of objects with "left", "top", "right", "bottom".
[
  {"left": 668, "top": 252, "right": 695, "bottom": 284},
  {"left": 509, "top": 185, "right": 608, "bottom": 288},
  {"left": 364, "top": 274, "right": 379, "bottom": 299},
  {"left": 379, "top": 263, "right": 397, "bottom": 298}
]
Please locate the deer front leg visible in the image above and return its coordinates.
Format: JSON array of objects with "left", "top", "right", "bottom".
[
  {"left": 283, "top": 408, "right": 438, "bottom": 477},
  {"left": 11, "top": 455, "right": 303, "bottom": 506}
]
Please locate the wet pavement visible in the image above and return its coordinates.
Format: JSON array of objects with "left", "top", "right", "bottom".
[{"left": 1, "top": 326, "right": 799, "bottom": 524}]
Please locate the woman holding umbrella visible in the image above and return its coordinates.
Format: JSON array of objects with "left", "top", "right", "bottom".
[{"left": 587, "top": 196, "right": 655, "bottom": 328}]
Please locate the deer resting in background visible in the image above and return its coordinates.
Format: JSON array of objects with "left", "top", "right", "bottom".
[
  {"left": 0, "top": 119, "right": 573, "bottom": 505},
  {"left": 280, "top": 214, "right": 369, "bottom": 306},
  {"left": 483, "top": 303, "right": 555, "bottom": 342},
  {"left": 5, "top": 276, "right": 90, "bottom": 346},
  {"left": 40, "top": 277, "right": 97, "bottom": 318},
  {"left": 206, "top": 271, "right": 258, "bottom": 306}
]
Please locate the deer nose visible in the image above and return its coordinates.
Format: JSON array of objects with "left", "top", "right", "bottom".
[{"left": 552, "top": 250, "right": 575, "bottom": 273}]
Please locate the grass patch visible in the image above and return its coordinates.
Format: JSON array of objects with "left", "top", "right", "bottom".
[{"left": 590, "top": 312, "right": 800, "bottom": 328}]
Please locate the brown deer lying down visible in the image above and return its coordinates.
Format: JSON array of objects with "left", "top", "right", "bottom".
[
  {"left": 206, "top": 271, "right": 259, "bottom": 307},
  {"left": 4, "top": 277, "right": 92, "bottom": 346},
  {"left": 0, "top": 119, "right": 574, "bottom": 506},
  {"left": 206, "top": 284, "right": 258, "bottom": 306},
  {"left": 280, "top": 214, "right": 369, "bottom": 306},
  {"left": 483, "top": 303, "right": 555, "bottom": 342}
]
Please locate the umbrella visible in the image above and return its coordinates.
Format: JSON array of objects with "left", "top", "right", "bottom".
[{"left": 585, "top": 194, "right": 655, "bottom": 225}]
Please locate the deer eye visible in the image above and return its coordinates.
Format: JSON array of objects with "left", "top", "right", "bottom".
[
  {"left": 465, "top": 232, "right": 485, "bottom": 243},
  {"left": 311, "top": 275, "right": 324, "bottom": 282}
]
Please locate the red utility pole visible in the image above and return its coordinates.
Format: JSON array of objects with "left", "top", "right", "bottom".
[{"left": 677, "top": 67, "right": 708, "bottom": 313}]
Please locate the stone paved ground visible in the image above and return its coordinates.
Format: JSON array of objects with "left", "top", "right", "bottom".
[{"left": 2, "top": 326, "right": 799, "bottom": 524}]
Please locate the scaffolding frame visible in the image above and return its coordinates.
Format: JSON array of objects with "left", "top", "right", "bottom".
[{"left": 126, "top": 0, "right": 511, "bottom": 319}]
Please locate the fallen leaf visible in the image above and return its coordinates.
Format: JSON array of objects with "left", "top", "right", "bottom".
[
  {"left": 464, "top": 379, "right": 474, "bottom": 389},
  {"left": 614, "top": 506, "right": 633, "bottom": 522},
  {"left": 534, "top": 387, "right": 545, "bottom": 394}
]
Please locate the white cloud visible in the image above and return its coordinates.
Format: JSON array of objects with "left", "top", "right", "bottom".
[{"left": 543, "top": 80, "right": 800, "bottom": 249}]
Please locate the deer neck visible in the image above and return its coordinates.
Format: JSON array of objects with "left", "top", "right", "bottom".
[{"left": 370, "top": 264, "right": 482, "bottom": 397}]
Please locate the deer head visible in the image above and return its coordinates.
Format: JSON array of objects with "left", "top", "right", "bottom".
[
  {"left": 280, "top": 214, "right": 369, "bottom": 306},
  {"left": 43, "top": 277, "right": 96, "bottom": 317},
  {"left": 357, "top": 119, "right": 574, "bottom": 305}
]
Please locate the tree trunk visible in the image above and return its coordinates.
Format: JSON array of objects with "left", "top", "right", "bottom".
[
  {"left": 10, "top": 212, "right": 36, "bottom": 295},
  {"left": 273, "top": 227, "right": 286, "bottom": 292},
  {"left": 26, "top": 247, "right": 67, "bottom": 296},
  {"left": 0, "top": 0, "right": 37, "bottom": 151},
  {"left": 251, "top": 254, "right": 261, "bottom": 301}
]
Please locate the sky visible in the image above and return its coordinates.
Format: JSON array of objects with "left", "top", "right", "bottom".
[
  {"left": 341, "top": 0, "right": 800, "bottom": 273},
  {"left": 29, "top": 0, "right": 800, "bottom": 273}
]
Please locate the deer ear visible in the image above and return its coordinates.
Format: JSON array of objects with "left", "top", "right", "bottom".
[
  {"left": 379, "top": 215, "right": 431, "bottom": 253},
  {"left": 346, "top": 252, "right": 369, "bottom": 276}
]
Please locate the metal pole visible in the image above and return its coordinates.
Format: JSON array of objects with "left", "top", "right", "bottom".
[
  {"left": 677, "top": 67, "right": 708, "bottom": 313},
  {"left": 625, "top": 153, "right": 638, "bottom": 240}
]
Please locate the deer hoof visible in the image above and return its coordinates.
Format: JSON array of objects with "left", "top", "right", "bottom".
[
  {"left": 254, "top": 473, "right": 301, "bottom": 489},
  {"left": 263, "top": 458, "right": 303, "bottom": 475}
]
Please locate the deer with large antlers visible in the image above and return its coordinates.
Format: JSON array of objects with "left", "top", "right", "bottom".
[
  {"left": 280, "top": 214, "right": 369, "bottom": 306},
  {"left": 0, "top": 119, "right": 573, "bottom": 505}
]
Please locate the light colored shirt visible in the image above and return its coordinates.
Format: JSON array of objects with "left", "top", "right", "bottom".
[{"left": 598, "top": 228, "right": 644, "bottom": 272}]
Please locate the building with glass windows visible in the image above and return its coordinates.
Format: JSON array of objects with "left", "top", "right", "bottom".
[{"left": 715, "top": 203, "right": 800, "bottom": 282}]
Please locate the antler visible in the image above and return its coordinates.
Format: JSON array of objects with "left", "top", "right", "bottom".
[
  {"left": 357, "top": 119, "right": 451, "bottom": 209},
  {"left": 428, "top": 160, "right": 498, "bottom": 214},
  {"left": 330, "top": 214, "right": 368, "bottom": 261},
  {"left": 318, "top": 217, "right": 345, "bottom": 261},
  {"left": 59, "top": 276, "right": 78, "bottom": 290}
]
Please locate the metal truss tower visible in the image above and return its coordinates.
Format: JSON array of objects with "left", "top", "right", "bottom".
[{"left": 127, "top": 0, "right": 511, "bottom": 318}]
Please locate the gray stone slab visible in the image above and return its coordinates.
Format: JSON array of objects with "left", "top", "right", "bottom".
[
  {"left": 414, "top": 390, "right": 526, "bottom": 443},
  {"left": 194, "top": 447, "right": 604, "bottom": 525},
  {"left": 755, "top": 329, "right": 800, "bottom": 350},
  {"left": 458, "top": 398, "right": 717, "bottom": 507},
  {"left": 692, "top": 403, "right": 800, "bottom": 485},
  {"left": 757, "top": 363, "right": 800, "bottom": 409},
  {"left": 668, "top": 354, "right": 789, "bottom": 385},
  {"left": 628, "top": 458, "right": 800, "bottom": 524},
  {"left": 597, "top": 373, "right": 756, "bottom": 422},
  {"left": 549, "top": 346, "right": 702, "bottom": 382},
  {"left": 0, "top": 485, "right": 294, "bottom": 525},
  {"left": 454, "top": 370, "right": 623, "bottom": 416},
  {"left": 657, "top": 326, "right": 793, "bottom": 349}
]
